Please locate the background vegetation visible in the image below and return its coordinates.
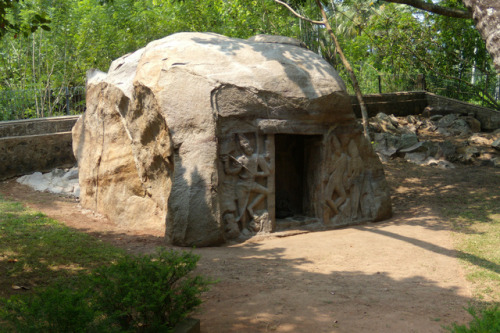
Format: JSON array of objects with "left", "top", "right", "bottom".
[{"left": 0, "top": 0, "right": 497, "bottom": 119}]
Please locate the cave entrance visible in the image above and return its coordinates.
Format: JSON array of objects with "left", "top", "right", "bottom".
[{"left": 274, "top": 134, "right": 322, "bottom": 227}]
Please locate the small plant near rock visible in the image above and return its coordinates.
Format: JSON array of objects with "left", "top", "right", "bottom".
[{"left": 0, "top": 249, "right": 211, "bottom": 332}]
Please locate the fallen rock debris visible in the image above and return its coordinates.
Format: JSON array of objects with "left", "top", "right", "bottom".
[{"left": 369, "top": 112, "right": 500, "bottom": 169}]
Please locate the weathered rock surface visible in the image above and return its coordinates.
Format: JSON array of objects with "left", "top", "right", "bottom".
[
  {"left": 73, "top": 32, "right": 392, "bottom": 246},
  {"left": 73, "top": 59, "right": 172, "bottom": 235}
]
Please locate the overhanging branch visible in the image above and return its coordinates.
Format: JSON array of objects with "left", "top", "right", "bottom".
[
  {"left": 273, "top": 0, "right": 371, "bottom": 139},
  {"left": 274, "top": 0, "right": 325, "bottom": 24},
  {"left": 382, "top": 0, "right": 472, "bottom": 19}
]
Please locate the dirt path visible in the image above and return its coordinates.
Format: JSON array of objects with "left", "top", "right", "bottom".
[{"left": 2, "top": 160, "right": 499, "bottom": 332}]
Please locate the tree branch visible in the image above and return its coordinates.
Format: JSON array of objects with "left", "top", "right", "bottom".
[
  {"left": 273, "top": 0, "right": 371, "bottom": 139},
  {"left": 314, "top": 0, "right": 371, "bottom": 140},
  {"left": 382, "top": 0, "right": 472, "bottom": 19},
  {"left": 274, "top": 0, "right": 325, "bottom": 24}
]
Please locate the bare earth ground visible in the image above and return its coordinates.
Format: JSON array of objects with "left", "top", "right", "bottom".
[{"left": 1, "top": 159, "right": 499, "bottom": 332}]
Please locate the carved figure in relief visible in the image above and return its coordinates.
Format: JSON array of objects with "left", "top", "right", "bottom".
[
  {"left": 360, "top": 171, "right": 376, "bottom": 219},
  {"left": 356, "top": 137, "right": 376, "bottom": 220},
  {"left": 222, "top": 134, "right": 272, "bottom": 228},
  {"left": 346, "top": 138, "right": 364, "bottom": 219},
  {"left": 324, "top": 134, "right": 348, "bottom": 220}
]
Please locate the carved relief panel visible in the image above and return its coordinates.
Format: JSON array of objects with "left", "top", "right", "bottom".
[
  {"left": 323, "top": 130, "right": 377, "bottom": 226},
  {"left": 219, "top": 133, "right": 275, "bottom": 239}
]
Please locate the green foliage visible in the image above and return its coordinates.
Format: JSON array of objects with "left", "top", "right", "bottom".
[
  {"left": 0, "top": 249, "right": 212, "bottom": 332},
  {"left": 1, "top": 280, "right": 106, "bottom": 332},
  {"left": 443, "top": 189, "right": 500, "bottom": 302},
  {"left": 90, "top": 249, "right": 211, "bottom": 331},
  {"left": 293, "top": 0, "right": 497, "bottom": 107},
  {"left": 0, "top": 0, "right": 300, "bottom": 91},
  {"left": 2, "top": 196, "right": 211, "bottom": 331},
  {"left": 0, "top": 0, "right": 51, "bottom": 39},
  {"left": 0, "top": 0, "right": 497, "bottom": 111},
  {"left": 446, "top": 305, "right": 500, "bottom": 333}
]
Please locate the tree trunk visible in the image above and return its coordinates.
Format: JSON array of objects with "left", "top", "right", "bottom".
[{"left": 462, "top": 0, "right": 500, "bottom": 73}]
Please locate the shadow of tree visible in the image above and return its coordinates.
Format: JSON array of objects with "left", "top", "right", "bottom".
[
  {"left": 191, "top": 34, "right": 343, "bottom": 100},
  {"left": 383, "top": 159, "right": 500, "bottom": 234},
  {"left": 0, "top": 196, "right": 127, "bottom": 298},
  {"left": 357, "top": 225, "right": 500, "bottom": 276},
  {"left": 0, "top": 174, "right": 488, "bottom": 332},
  {"left": 191, "top": 236, "right": 475, "bottom": 332}
]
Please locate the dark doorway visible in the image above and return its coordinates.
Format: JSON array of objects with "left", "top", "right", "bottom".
[{"left": 274, "top": 134, "right": 322, "bottom": 219}]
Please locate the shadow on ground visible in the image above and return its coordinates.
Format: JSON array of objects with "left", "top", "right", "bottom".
[
  {"left": 2, "top": 160, "right": 500, "bottom": 332},
  {"left": 192, "top": 236, "right": 473, "bottom": 333}
]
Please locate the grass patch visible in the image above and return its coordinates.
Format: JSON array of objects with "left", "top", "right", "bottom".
[
  {"left": 0, "top": 194, "right": 126, "bottom": 298},
  {"left": 0, "top": 194, "right": 211, "bottom": 331},
  {"left": 442, "top": 191, "right": 500, "bottom": 303},
  {"left": 1, "top": 249, "right": 211, "bottom": 332},
  {"left": 445, "top": 305, "right": 500, "bottom": 332}
]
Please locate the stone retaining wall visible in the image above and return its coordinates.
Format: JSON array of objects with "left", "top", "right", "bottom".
[
  {"left": 351, "top": 91, "right": 500, "bottom": 131},
  {"left": 351, "top": 91, "right": 428, "bottom": 118},
  {"left": 0, "top": 116, "right": 79, "bottom": 180},
  {"left": 0, "top": 116, "right": 79, "bottom": 137},
  {"left": 425, "top": 93, "right": 500, "bottom": 131}
]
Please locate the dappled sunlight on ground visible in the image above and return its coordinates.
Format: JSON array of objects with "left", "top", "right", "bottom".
[{"left": 1, "top": 159, "right": 499, "bottom": 332}]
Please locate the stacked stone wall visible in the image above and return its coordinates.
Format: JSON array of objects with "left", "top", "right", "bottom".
[{"left": 0, "top": 116, "right": 78, "bottom": 180}]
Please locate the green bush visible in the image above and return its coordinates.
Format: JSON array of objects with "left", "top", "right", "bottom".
[
  {"left": 0, "top": 249, "right": 211, "bottom": 332},
  {"left": 0, "top": 279, "right": 110, "bottom": 332},
  {"left": 90, "top": 249, "right": 211, "bottom": 332},
  {"left": 446, "top": 305, "right": 500, "bottom": 333}
]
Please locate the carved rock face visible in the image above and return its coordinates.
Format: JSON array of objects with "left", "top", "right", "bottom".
[{"left": 73, "top": 32, "right": 392, "bottom": 246}]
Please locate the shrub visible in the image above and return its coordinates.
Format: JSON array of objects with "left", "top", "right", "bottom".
[
  {"left": 0, "top": 249, "right": 211, "bottom": 332},
  {"left": 90, "top": 249, "right": 211, "bottom": 332},
  {"left": 446, "top": 305, "right": 500, "bottom": 333},
  {"left": 0, "top": 279, "right": 109, "bottom": 332}
]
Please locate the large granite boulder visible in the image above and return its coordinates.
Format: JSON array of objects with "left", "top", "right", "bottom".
[{"left": 73, "top": 32, "right": 392, "bottom": 246}]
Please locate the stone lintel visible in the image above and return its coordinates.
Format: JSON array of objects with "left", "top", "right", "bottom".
[{"left": 256, "top": 119, "right": 333, "bottom": 135}]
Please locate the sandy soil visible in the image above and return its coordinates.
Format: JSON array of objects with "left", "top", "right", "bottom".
[{"left": 1, "top": 159, "right": 499, "bottom": 332}]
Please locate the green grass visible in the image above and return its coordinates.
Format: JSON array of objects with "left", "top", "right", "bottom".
[
  {"left": 443, "top": 192, "right": 500, "bottom": 303},
  {"left": 0, "top": 194, "right": 210, "bottom": 332},
  {"left": 445, "top": 305, "right": 500, "bottom": 333},
  {"left": 0, "top": 194, "right": 126, "bottom": 298}
]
